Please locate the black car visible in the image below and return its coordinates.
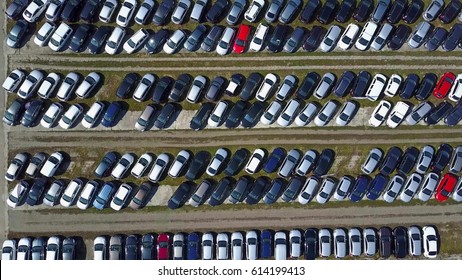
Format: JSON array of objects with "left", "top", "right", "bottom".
[
  {"left": 5, "top": 0, "right": 28, "bottom": 20},
  {"left": 154, "top": 103, "right": 176, "bottom": 129},
  {"left": 388, "top": 24, "right": 411, "bottom": 50},
  {"left": 386, "top": 0, "right": 407, "bottom": 24},
  {"left": 334, "top": 71, "right": 356, "bottom": 97},
  {"left": 300, "top": 0, "right": 320, "bottom": 23},
  {"left": 379, "top": 227, "right": 393, "bottom": 258},
  {"left": 445, "top": 102, "right": 462, "bottom": 126},
  {"left": 21, "top": 99, "right": 43, "bottom": 127},
  {"left": 351, "top": 70, "right": 371, "bottom": 98},
  {"left": 6, "top": 19, "right": 29, "bottom": 49},
  {"left": 225, "top": 73, "right": 245, "bottom": 96},
  {"left": 425, "top": 101, "right": 453, "bottom": 125},
  {"left": 393, "top": 226, "right": 408, "bottom": 259},
  {"left": 167, "top": 181, "right": 193, "bottom": 209},
  {"left": 153, "top": 0, "right": 174, "bottom": 25},
  {"left": 415, "top": 73, "right": 438, "bottom": 101},
  {"left": 439, "top": 0, "right": 462, "bottom": 24},
  {"left": 184, "top": 24, "right": 207, "bottom": 52},
  {"left": 317, "top": 0, "right": 339, "bottom": 24},
  {"left": 425, "top": 27, "right": 448, "bottom": 51},
  {"left": 205, "top": 76, "right": 226, "bottom": 101},
  {"left": 61, "top": 0, "right": 83, "bottom": 22},
  {"left": 267, "top": 24, "right": 290, "bottom": 52},
  {"left": 88, "top": 26, "right": 111, "bottom": 54},
  {"left": 297, "top": 72, "right": 320, "bottom": 99},
  {"left": 302, "top": 26, "right": 325, "bottom": 51},
  {"left": 145, "top": 29, "right": 169, "bottom": 54},
  {"left": 397, "top": 147, "right": 420, "bottom": 175},
  {"left": 224, "top": 149, "right": 249, "bottom": 176},
  {"left": 241, "top": 101, "right": 265, "bottom": 128},
  {"left": 225, "top": 100, "right": 248, "bottom": 128},
  {"left": 304, "top": 228, "right": 318, "bottom": 260},
  {"left": 80, "top": 0, "right": 100, "bottom": 22},
  {"left": 94, "top": 151, "right": 118, "bottom": 177},
  {"left": 281, "top": 176, "right": 305, "bottom": 202},
  {"left": 402, "top": 0, "right": 424, "bottom": 23},
  {"left": 240, "top": 72, "right": 263, "bottom": 101},
  {"left": 353, "top": 0, "right": 373, "bottom": 22},
  {"left": 208, "top": 177, "right": 234, "bottom": 206},
  {"left": 3, "top": 99, "right": 25, "bottom": 126},
  {"left": 152, "top": 76, "right": 174, "bottom": 103},
  {"left": 431, "top": 144, "right": 453, "bottom": 173},
  {"left": 313, "top": 149, "right": 335, "bottom": 176},
  {"left": 229, "top": 176, "right": 253, "bottom": 204},
  {"left": 370, "top": 0, "right": 390, "bottom": 23},
  {"left": 263, "top": 178, "right": 286, "bottom": 204},
  {"left": 245, "top": 177, "right": 270, "bottom": 205},
  {"left": 116, "top": 73, "right": 139, "bottom": 99},
  {"left": 169, "top": 73, "right": 191, "bottom": 102},
  {"left": 399, "top": 74, "right": 419, "bottom": 99},
  {"left": 185, "top": 151, "right": 210, "bottom": 180},
  {"left": 442, "top": 23, "right": 462, "bottom": 51},
  {"left": 379, "top": 146, "right": 403, "bottom": 176},
  {"left": 206, "top": 0, "right": 228, "bottom": 23},
  {"left": 190, "top": 103, "right": 214, "bottom": 131},
  {"left": 26, "top": 178, "right": 48, "bottom": 206},
  {"left": 201, "top": 25, "right": 224, "bottom": 52},
  {"left": 69, "top": 24, "right": 92, "bottom": 52},
  {"left": 125, "top": 235, "right": 138, "bottom": 260},
  {"left": 335, "top": 0, "right": 355, "bottom": 23}
]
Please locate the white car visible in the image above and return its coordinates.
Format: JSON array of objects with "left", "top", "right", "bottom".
[
  {"left": 208, "top": 100, "right": 229, "bottom": 127},
  {"left": 46, "top": 0, "right": 66, "bottom": 22},
  {"left": 99, "top": 0, "right": 118, "bottom": 23},
  {"left": 245, "top": 0, "right": 265, "bottom": 22},
  {"left": 216, "top": 233, "right": 229, "bottom": 260},
  {"left": 206, "top": 148, "right": 228, "bottom": 176},
  {"left": 386, "top": 101, "right": 410, "bottom": 128},
  {"left": 314, "top": 100, "right": 338, "bottom": 127},
  {"left": 2, "top": 240, "right": 17, "bottom": 260},
  {"left": 131, "top": 153, "right": 153, "bottom": 178},
  {"left": 355, "top": 21, "right": 378, "bottom": 51},
  {"left": 16, "top": 237, "right": 31, "bottom": 260},
  {"left": 133, "top": 74, "right": 156, "bottom": 102},
  {"left": 334, "top": 176, "right": 354, "bottom": 201},
  {"left": 57, "top": 72, "right": 80, "bottom": 101},
  {"left": 2, "top": 69, "right": 25, "bottom": 93},
  {"left": 5, "top": 153, "right": 28, "bottom": 182},
  {"left": 81, "top": 101, "right": 104, "bottom": 129},
  {"left": 245, "top": 148, "right": 265, "bottom": 174},
  {"left": 110, "top": 183, "right": 133, "bottom": 211},
  {"left": 168, "top": 150, "right": 191, "bottom": 178},
  {"left": 260, "top": 100, "right": 283, "bottom": 125},
  {"left": 315, "top": 177, "right": 336, "bottom": 204},
  {"left": 249, "top": 23, "right": 269, "bottom": 51},
  {"left": 76, "top": 180, "right": 99, "bottom": 210},
  {"left": 186, "top": 75, "right": 207, "bottom": 103},
  {"left": 76, "top": 72, "right": 101, "bottom": 99},
  {"left": 335, "top": 100, "right": 358, "bottom": 126},
  {"left": 348, "top": 228, "right": 362, "bottom": 257},
  {"left": 116, "top": 0, "right": 137, "bottom": 27},
  {"left": 105, "top": 27, "right": 127, "bottom": 55},
  {"left": 171, "top": 0, "right": 191, "bottom": 24},
  {"left": 256, "top": 73, "right": 278, "bottom": 101},
  {"left": 123, "top": 28, "right": 149, "bottom": 54},
  {"left": 274, "top": 231, "right": 287, "bottom": 260},
  {"left": 363, "top": 228, "right": 377, "bottom": 257},
  {"left": 38, "top": 72, "right": 60, "bottom": 99},
  {"left": 369, "top": 100, "right": 392, "bottom": 127},
  {"left": 295, "top": 150, "right": 318, "bottom": 176},
  {"left": 135, "top": 0, "right": 156, "bottom": 24},
  {"left": 216, "top": 27, "right": 236, "bottom": 55},
  {"left": 400, "top": 173, "right": 423, "bottom": 202},
  {"left": 245, "top": 231, "right": 258, "bottom": 260},
  {"left": 60, "top": 179, "right": 84, "bottom": 207},
  {"left": 48, "top": 22, "right": 73, "bottom": 52},
  {"left": 40, "top": 152, "right": 64, "bottom": 177},
  {"left": 93, "top": 236, "right": 107, "bottom": 260},
  {"left": 7, "top": 181, "right": 29, "bottom": 208},
  {"left": 383, "top": 174, "right": 405, "bottom": 203},
  {"left": 333, "top": 228, "right": 347, "bottom": 258},
  {"left": 318, "top": 229, "right": 332, "bottom": 257},
  {"left": 34, "top": 22, "right": 57, "bottom": 47},
  {"left": 417, "top": 172, "right": 439, "bottom": 201},
  {"left": 295, "top": 102, "right": 318, "bottom": 126},
  {"left": 148, "top": 153, "right": 170, "bottom": 182},
  {"left": 172, "top": 233, "right": 185, "bottom": 259},
  {"left": 277, "top": 98, "right": 301, "bottom": 127},
  {"left": 43, "top": 180, "right": 64, "bottom": 207},
  {"left": 45, "top": 236, "right": 60, "bottom": 260},
  {"left": 201, "top": 232, "right": 214, "bottom": 260},
  {"left": 298, "top": 176, "right": 320, "bottom": 205},
  {"left": 163, "top": 30, "right": 186, "bottom": 54},
  {"left": 111, "top": 153, "right": 135, "bottom": 179},
  {"left": 23, "top": 0, "right": 48, "bottom": 23},
  {"left": 18, "top": 69, "right": 44, "bottom": 99},
  {"left": 448, "top": 73, "right": 462, "bottom": 102},
  {"left": 365, "top": 73, "right": 387, "bottom": 101},
  {"left": 320, "top": 25, "right": 341, "bottom": 52},
  {"left": 422, "top": 226, "right": 438, "bottom": 258},
  {"left": 338, "top": 23, "right": 360, "bottom": 50},
  {"left": 231, "top": 232, "right": 244, "bottom": 260},
  {"left": 58, "top": 104, "right": 83, "bottom": 129},
  {"left": 384, "top": 74, "right": 402, "bottom": 97}
]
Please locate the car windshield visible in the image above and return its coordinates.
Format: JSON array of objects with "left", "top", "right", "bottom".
[{"left": 8, "top": 194, "right": 19, "bottom": 203}]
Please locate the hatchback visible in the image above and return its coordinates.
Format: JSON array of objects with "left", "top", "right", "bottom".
[
  {"left": 351, "top": 70, "right": 371, "bottom": 98},
  {"left": 334, "top": 71, "right": 356, "bottom": 97},
  {"left": 371, "top": 0, "right": 391, "bottom": 23},
  {"left": 333, "top": 229, "right": 347, "bottom": 258},
  {"left": 263, "top": 148, "right": 286, "bottom": 173},
  {"left": 314, "top": 72, "right": 336, "bottom": 99},
  {"left": 318, "top": 229, "right": 332, "bottom": 257},
  {"left": 208, "top": 177, "right": 233, "bottom": 206},
  {"left": 298, "top": 176, "right": 320, "bottom": 204},
  {"left": 423, "top": 0, "right": 445, "bottom": 21},
  {"left": 277, "top": 98, "right": 301, "bottom": 126},
  {"left": 388, "top": 24, "right": 411, "bottom": 50},
  {"left": 314, "top": 100, "right": 338, "bottom": 126},
  {"left": 334, "top": 176, "right": 354, "bottom": 201},
  {"left": 435, "top": 173, "right": 458, "bottom": 202},
  {"left": 355, "top": 21, "right": 378, "bottom": 50},
  {"left": 7, "top": 19, "right": 29, "bottom": 48},
  {"left": 128, "top": 182, "right": 151, "bottom": 209},
  {"left": 303, "top": 26, "right": 325, "bottom": 51},
  {"left": 320, "top": 25, "right": 341, "bottom": 52},
  {"left": 400, "top": 173, "right": 423, "bottom": 202},
  {"left": 418, "top": 172, "right": 440, "bottom": 201},
  {"left": 379, "top": 227, "right": 393, "bottom": 258},
  {"left": 335, "top": 100, "right": 358, "bottom": 126},
  {"left": 268, "top": 24, "right": 290, "bottom": 52},
  {"left": 315, "top": 177, "right": 336, "bottom": 204},
  {"left": 229, "top": 176, "right": 252, "bottom": 203},
  {"left": 304, "top": 228, "right": 318, "bottom": 260},
  {"left": 282, "top": 176, "right": 306, "bottom": 202},
  {"left": 263, "top": 178, "right": 286, "bottom": 204},
  {"left": 397, "top": 146, "right": 420, "bottom": 175},
  {"left": 423, "top": 226, "right": 438, "bottom": 258},
  {"left": 123, "top": 28, "right": 149, "bottom": 54},
  {"left": 408, "top": 21, "right": 433, "bottom": 48},
  {"left": 283, "top": 26, "right": 305, "bottom": 53},
  {"left": 60, "top": 178, "right": 84, "bottom": 207},
  {"left": 278, "top": 149, "right": 301, "bottom": 178},
  {"left": 361, "top": 148, "right": 383, "bottom": 174}
]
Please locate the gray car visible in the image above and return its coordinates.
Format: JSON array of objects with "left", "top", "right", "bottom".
[
  {"left": 31, "top": 238, "right": 46, "bottom": 260},
  {"left": 361, "top": 148, "right": 383, "bottom": 174},
  {"left": 408, "top": 21, "right": 433, "bottom": 48},
  {"left": 335, "top": 100, "right": 358, "bottom": 126},
  {"left": 109, "top": 235, "right": 124, "bottom": 260},
  {"left": 314, "top": 100, "right": 338, "bottom": 126},
  {"left": 201, "top": 25, "right": 223, "bottom": 52},
  {"left": 295, "top": 102, "right": 319, "bottom": 126},
  {"left": 371, "top": 0, "right": 391, "bottom": 23},
  {"left": 190, "top": 0, "right": 208, "bottom": 22},
  {"left": 415, "top": 145, "right": 435, "bottom": 174},
  {"left": 449, "top": 145, "right": 462, "bottom": 173},
  {"left": 314, "top": 72, "right": 336, "bottom": 99},
  {"left": 62, "top": 238, "right": 75, "bottom": 260},
  {"left": 135, "top": 104, "right": 156, "bottom": 131},
  {"left": 7, "top": 19, "right": 29, "bottom": 48},
  {"left": 43, "top": 180, "right": 65, "bottom": 207},
  {"left": 265, "top": 0, "right": 284, "bottom": 22},
  {"left": 418, "top": 172, "right": 439, "bottom": 201},
  {"left": 283, "top": 27, "right": 305, "bottom": 52},
  {"left": 279, "top": 0, "right": 301, "bottom": 23},
  {"left": 371, "top": 23, "right": 393, "bottom": 50},
  {"left": 275, "top": 75, "right": 297, "bottom": 101},
  {"left": 189, "top": 179, "right": 213, "bottom": 207},
  {"left": 227, "top": 0, "right": 246, "bottom": 25},
  {"left": 186, "top": 75, "right": 207, "bottom": 103},
  {"left": 278, "top": 149, "right": 301, "bottom": 178},
  {"left": 320, "top": 25, "right": 341, "bottom": 52},
  {"left": 405, "top": 101, "right": 433, "bottom": 125},
  {"left": 423, "top": 0, "right": 444, "bottom": 21}
]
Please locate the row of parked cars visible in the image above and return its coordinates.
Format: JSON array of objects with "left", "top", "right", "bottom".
[
  {"left": 2, "top": 236, "right": 78, "bottom": 260},
  {"left": 5, "top": 152, "right": 64, "bottom": 182}
]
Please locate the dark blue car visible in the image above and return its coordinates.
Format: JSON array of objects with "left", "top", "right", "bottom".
[
  {"left": 349, "top": 175, "right": 370, "bottom": 202},
  {"left": 93, "top": 182, "right": 116, "bottom": 210},
  {"left": 366, "top": 174, "right": 389, "bottom": 200},
  {"left": 187, "top": 232, "right": 201, "bottom": 260},
  {"left": 379, "top": 147, "right": 403, "bottom": 176},
  {"left": 101, "top": 102, "right": 122, "bottom": 127},
  {"left": 263, "top": 148, "right": 286, "bottom": 173},
  {"left": 260, "top": 230, "right": 273, "bottom": 259},
  {"left": 263, "top": 178, "right": 286, "bottom": 204},
  {"left": 26, "top": 178, "right": 48, "bottom": 206}
]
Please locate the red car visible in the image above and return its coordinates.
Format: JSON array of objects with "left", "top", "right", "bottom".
[
  {"left": 233, "top": 24, "right": 251, "bottom": 54},
  {"left": 433, "top": 72, "right": 456, "bottom": 99},
  {"left": 435, "top": 173, "right": 458, "bottom": 202},
  {"left": 157, "top": 233, "right": 171, "bottom": 260}
]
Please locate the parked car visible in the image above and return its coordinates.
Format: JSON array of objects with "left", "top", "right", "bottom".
[
  {"left": 148, "top": 153, "right": 170, "bottom": 183},
  {"left": 163, "top": 29, "right": 186, "bottom": 54},
  {"left": 60, "top": 178, "right": 84, "bottom": 207},
  {"left": 425, "top": 101, "right": 453, "bottom": 125},
  {"left": 435, "top": 173, "right": 458, "bottom": 202},
  {"left": 386, "top": 101, "right": 410, "bottom": 128},
  {"left": 93, "top": 182, "right": 116, "bottom": 210},
  {"left": 110, "top": 183, "right": 133, "bottom": 211},
  {"left": 425, "top": 27, "right": 448, "bottom": 51},
  {"left": 314, "top": 100, "right": 338, "bottom": 126},
  {"left": 353, "top": 0, "right": 374, "bottom": 22},
  {"left": 317, "top": 0, "right": 339, "bottom": 24},
  {"left": 88, "top": 26, "right": 111, "bottom": 54},
  {"left": 388, "top": 24, "right": 411, "bottom": 50},
  {"left": 111, "top": 153, "right": 135, "bottom": 179},
  {"left": 48, "top": 22, "right": 73, "bottom": 52},
  {"left": 123, "top": 28, "right": 149, "bottom": 54},
  {"left": 206, "top": 0, "right": 228, "bottom": 23},
  {"left": 383, "top": 175, "right": 406, "bottom": 203},
  {"left": 99, "top": 0, "right": 118, "bottom": 23},
  {"left": 320, "top": 25, "right": 341, "bottom": 52},
  {"left": 338, "top": 23, "right": 360, "bottom": 50},
  {"left": 379, "top": 146, "right": 403, "bottom": 176},
  {"left": 399, "top": 172, "right": 423, "bottom": 202},
  {"left": 355, "top": 21, "right": 378, "bottom": 50}
]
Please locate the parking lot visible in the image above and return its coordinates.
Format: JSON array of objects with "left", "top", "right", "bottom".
[{"left": 1, "top": 0, "right": 462, "bottom": 260}]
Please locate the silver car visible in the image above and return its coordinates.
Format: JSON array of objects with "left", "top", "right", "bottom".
[
  {"left": 314, "top": 100, "right": 338, "bottom": 126},
  {"left": 335, "top": 100, "right": 358, "bottom": 126},
  {"left": 135, "top": 105, "right": 156, "bottom": 132},
  {"left": 277, "top": 98, "right": 301, "bottom": 126},
  {"left": 334, "top": 176, "right": 354, "bottom": 201},
  {"left": 348, "top": 228, "right": 362, "bottom": 257},
  {"left": 265, "top": 0, "right": 284, "bottom": 23},
  {"left": 135, "top": 0, "right": 155, "bottom": 24},
  {"left": 315, "top": 177, "right": 336, "bottom": 204},
  {"left": 363, "top": 228, "right": 377, "bottom": 257},
  {"left": 334, "top": 228, "right": 347, "bottom": 258},
  {"left": 298, "top": 176, "right": 320, "bottom": 205},
  {"left": 383, "top": 174, "right": 405, "bottom": 203},
  {"left": 43, "top": 180, "right": 64, "bottom": 207},
  {"left": 320, "top": 25, "right": 341, "bottom": 52},
  {"left": 449, "top": 145, "right": 462, "bottom": 173},
  {"left": 231, "top": 232, "right": 244, "bottom": 260},
  {"left": 168, "top": 150, "right": 191, "bottom": 178},
  {"left": 289, "top": 229, "right": 302, "bottom": 258},
  {"left": 406, "top": 101, "right": 433, "bottom": 125},
  {"left": 318, "top": 229, "right": 332, "bottom": 257},
  {"left": 407, "top": 226, "right": 422, "bottom": 256},
  {"left": 294, "top": 102, "right": 318, "bottom": 126},
  {"left": 260, "top": 100, "right": 283, "bottom": 125},
  {"left": 400, "top": 173, "right": 423, "bottom": 202},
  {"left": 109, "top": 235, "right": 123, "bottom": 260},
  {"left": 278, "top": 149, "right": 301, "bottom": 178},
  {"left": 133, "top": 74, "right": 156, "bottom": 102},
  {"left": 295, "top": 150, "right": 318, "bottom": 176},
  {"left": 415, "top": 145, "right": 435, "bottom": 174},
  {"left": 190, "top": 0, "right": 208, "bottom": 22},
  {"left": 275, "top": 75, "right": 297, "bottom": 101},
  {"left": 227, "top": 0, "right": 246, "bottom": 25},
  {"left": 418, "top": 172, "right": 439, "bottom": 201},
  {"left": 246, "top": 231, "right": 258, "bottom": 260},
  {"left": 186, "top": 75, "right": 207, "bottom": 103},
  {"left": 408, "top": 21, "right": 433, "bottom": 48},
  {"left": 423, "top": 0, "right": 444, "bottom": 21},
  {"left": 361, "top": 148, "right": 383, "bottom": 174},
  {"left": 370, "top": 23, "right": 393, "bottom": 51},
  {"left": 314, "top": 72, "right": 336, "bottom": 99},
  {"left": 171, "top": 0, "right": 191, "bottom": 24},
  {"left": 31, "top": 238, "right": 46, "bottom": 260}
]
